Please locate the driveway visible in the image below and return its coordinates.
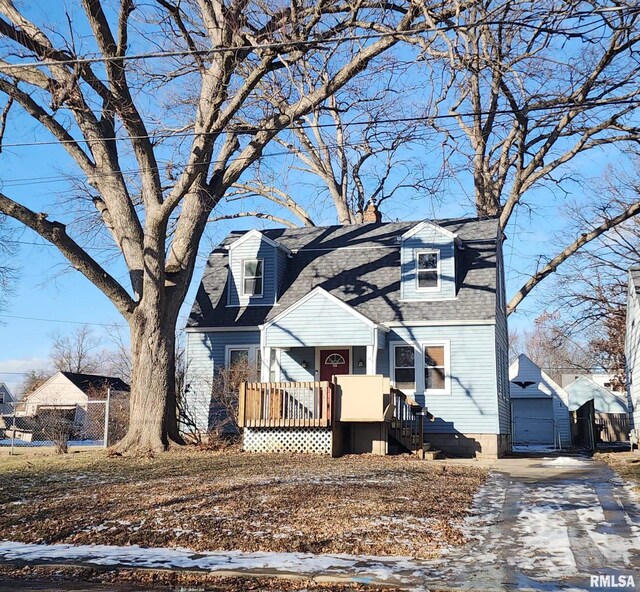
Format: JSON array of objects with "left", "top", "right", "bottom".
[
  {"left": 433, "top": 455, "right": 640, "bottom": 591},
  {"left": 0, "top": 456, "right": 638, "bottom": 591}
]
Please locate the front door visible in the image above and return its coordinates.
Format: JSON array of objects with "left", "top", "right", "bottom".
[{"left": 319, "top": 349, "right": 350, "bottom": 382}]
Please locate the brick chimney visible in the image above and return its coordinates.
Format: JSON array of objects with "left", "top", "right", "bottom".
[{"left": 363, "top": 201, "right": 382, "bottom": 224}]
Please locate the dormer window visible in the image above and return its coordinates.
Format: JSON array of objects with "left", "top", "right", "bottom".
[
  {"left": 416, "top": 251, "right": 439, "bottom": 290},
  {"left": 243, "top": 259, "right": 263, "bottom": 297}
]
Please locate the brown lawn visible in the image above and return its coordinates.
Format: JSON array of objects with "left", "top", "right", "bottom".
[
  {"left": 0, "top": 448, "right": 486, "bottom": 559},
  {"left": 595, "top": 450, "right": 640, "bottom": 489}
]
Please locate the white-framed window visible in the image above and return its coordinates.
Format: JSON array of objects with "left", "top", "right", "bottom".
[
  {"left": 242, "top": 259, "right": 263, "bottom": 297},
  {"left": 416, "top": 250, "right": 439, "bottom": 291},
  {"left": 391, "top": 343, "right": 415, "bottom": 391},
  {"left": 225, "top": 345, "right": 279, "bottom": 382},
  {"left": 422, "top": 341, "right": 450, "bottom": 394}
]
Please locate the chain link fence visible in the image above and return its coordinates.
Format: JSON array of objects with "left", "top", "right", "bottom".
[{"left": 0, "top": 391, "right": 129, "bottom": 453}]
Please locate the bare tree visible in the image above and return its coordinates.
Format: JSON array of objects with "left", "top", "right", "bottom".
[
  {"left": 514, "top": 312, "right": 595, "bottom": 383},
  {"left": 50, "top": 325, "right": 101, "bottom": 374},
  {"left": 410, "top": 1, "right": 640, "bottom": 312},
  {"left": 0, "top": 0, "right": 453, "bottom": 452},
  {"left": 541, "top": 165, "right": 640, "bottom": 380},
  {"left": 0, "top": 214, "right": 16, "bottom": 314},
  {"left": 222, "top": 60, "right": 430, "bottom": 225}
]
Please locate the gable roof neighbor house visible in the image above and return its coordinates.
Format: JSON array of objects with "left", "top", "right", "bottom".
[
  {"left": 23, "top": 371, "right": 129, "bottom": 416},
  {"left": 0, "top": 382, "right": 15, "bottom": 415},
  {"left": 185, "top": 212, "right": 511, "bottom": 458},
  {"left": 564, "top": 376, "right": 628, "bottom": 415}
]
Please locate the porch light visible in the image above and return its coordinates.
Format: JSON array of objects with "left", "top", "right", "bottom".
[
  {"left": 358, "top": 359, "right": 365, "bottom": 368},
  {"left": 301, "top": 360, "right": 308, "bottom": 369}
]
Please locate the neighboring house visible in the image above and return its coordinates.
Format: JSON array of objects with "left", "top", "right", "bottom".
[
  {"left": 561, "top": 372, "right": 625, "bottom": 394},
  {"left": 626, "top": 266, "right": 640, "bottom": 433},
  {"left": 0, "top": 382, "right": 15, "bottom": 415},
  {"left": 22, "top": 371, "right": 129, "bottom": 418},
  {"left": 564, "top": 376, "right": 629, "bottom": 442},
  {"left": 509, "top": 354, "right": 571, "bottom": 449},
  {"left": 185, "top": 208, "right": 511, "bottom": 458}
]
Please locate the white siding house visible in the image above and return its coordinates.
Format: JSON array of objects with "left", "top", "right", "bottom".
[{"left": 626, "top": 267, "right": 640, "bottom": 433}]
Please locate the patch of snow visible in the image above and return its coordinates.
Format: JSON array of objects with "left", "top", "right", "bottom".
[
  {"left": 543, "top": 456, "right": 592, "bottom": 467},
  {"left": 512, "top": 445, "right": 557, "bottom": 452},
  {"left": 0, "top": 541, "right": 424, "bottom": 586}
]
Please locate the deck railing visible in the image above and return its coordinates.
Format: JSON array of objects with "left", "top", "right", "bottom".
[
  {"left": 390, "top": 387, "right": 424, "bottom": 454},
  {"left": 238, "top": 381, "right": 333, "bottom": 428}
]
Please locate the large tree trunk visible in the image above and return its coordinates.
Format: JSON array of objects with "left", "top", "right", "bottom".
[{"left": 114, "top": 306, "right": 183, "bottom": 453}]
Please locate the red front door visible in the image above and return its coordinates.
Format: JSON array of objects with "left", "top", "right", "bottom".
[{"left": 319, "top": 349, "right": 350, "bottom": 382}]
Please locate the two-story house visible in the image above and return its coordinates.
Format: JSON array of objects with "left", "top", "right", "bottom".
[{"left": 185, "top": 207, "right": 511, "bottom": 458}]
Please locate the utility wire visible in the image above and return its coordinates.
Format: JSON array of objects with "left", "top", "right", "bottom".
[
  {"left": 1, "top": 96, "right": 638, "bottom": 154},
  {"left": 0, "top": 313, "right": 127, "bottom": 327},
  {"left": 1, "top": 8, "right": 635, "bottom": 72}
]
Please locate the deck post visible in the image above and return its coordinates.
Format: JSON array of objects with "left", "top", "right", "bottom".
[
  {"left": 261, "top": 347, "right": 271, "bottom": 382},
  {"left": 365, "top": 345, "right": 375, "bottom": 375},
  {"left": 238, "top": 382, "right": 246, "bottom": 428}
]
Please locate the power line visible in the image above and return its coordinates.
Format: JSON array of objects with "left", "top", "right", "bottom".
[
  {"left": 0, "top": 313, "right": 127, "bottom": 327},
  {"left": 1, "top": 9, "right": 633, "bottom": 72},
  {"left": 1, "top": 96, "right": 638, "bottom": 154}
]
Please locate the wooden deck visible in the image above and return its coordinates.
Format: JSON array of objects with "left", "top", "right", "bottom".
[{"left": 238, "top": 381, "right": 333, "bottom": 428}]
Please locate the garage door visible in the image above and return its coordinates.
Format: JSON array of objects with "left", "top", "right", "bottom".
[{"left": 512, "top": 398, "right": 554, "bottom": 445}]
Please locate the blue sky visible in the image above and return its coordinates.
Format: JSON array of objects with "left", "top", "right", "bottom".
[{"left": 0, "top": 3, "right": 623, "bottom": 393}]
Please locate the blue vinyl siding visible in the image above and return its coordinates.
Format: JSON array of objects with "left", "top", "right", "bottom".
[
  {"left": 264, "top": 291, "right": 374, "bottom": 347},
  {"left": 494, "top": 238, "right": 510, "bottom": 435},
  {"left": 401, "top": 226, "right": 456, "bottom": 301},
  {"left": 384, "top": 325, "right": 499, "bottom": 434},
  {"left": 228, "top": 234, "right": 278, "bottom": 306},
  {"left": 280, "top": 348, "right": 316, "bottom": 382},
  {"left": 185, "top": 330, "right": 260, "bottom": 433}
]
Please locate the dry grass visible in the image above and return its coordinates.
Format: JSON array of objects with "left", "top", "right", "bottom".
[
  {"left": 0, "top": 564, "right": 403, "bottom": 592},
  {"left": 0, "top": 448, "right": 486, "bottom": 559},
  {"left": 595, "top": 450, "right": 640, "bottom": 489}
]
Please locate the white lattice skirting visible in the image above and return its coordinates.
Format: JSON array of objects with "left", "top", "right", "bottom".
[{"left": 243, "top": 427, "right": 332, "bottom": 454}]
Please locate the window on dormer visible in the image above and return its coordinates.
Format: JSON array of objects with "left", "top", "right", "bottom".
[
  {"left": 416, "top": 251, "right": 439, "bottom": 290},
  {"left": 243, "top": 259, "right": 263, "bottom": 297}
]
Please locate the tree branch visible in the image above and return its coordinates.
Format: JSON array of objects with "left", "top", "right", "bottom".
[{"left": 507, "top": 199, "right": 640, "bottom": 315}]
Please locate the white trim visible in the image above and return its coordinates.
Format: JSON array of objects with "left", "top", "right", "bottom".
[
  {"left": 315, "top": 346, "right": 353, "bottom": 380},
  {"left": 185, "top": 326, "right": 260, "bottom": 333},
  {"left": 389, "top": 341, "right": 417, "bottom": 394},
  {"left": 421, "top": 340, "right": 451, "bottom": 395},
  {"left": 397, "top": 298, "right": 460, "bottom": 303},
  {"left": 384, "top": 319, "right": 494, "bottom": 327},
  {"left": 263, "top": 287, "right": 379, "bottom": 331},
  {"left": 226, "top": 229, "right": 291, "bottom": 255},
  {"left": 401, "top": 220, "right": 457, "bottom": 241},
  {"left": 290, "top": 245, "right": 398, "bottom": 253},
  {"left": 415, "top": 249, "right": 441, "bottom": 293},
  {"left": 241, "top": 257, "right": 264, "bottom": 298}
]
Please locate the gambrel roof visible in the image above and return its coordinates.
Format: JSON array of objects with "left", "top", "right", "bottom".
[{"left": 188, "top": 216, "right": 501, "bottom": 328}]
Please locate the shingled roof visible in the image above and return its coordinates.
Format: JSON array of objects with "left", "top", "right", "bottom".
[
  {"left": 61, "top": 372, "right": 130, "bottom": 397},
  {"left": 188, "top": 216, "right": 501, "bottom": 328}
]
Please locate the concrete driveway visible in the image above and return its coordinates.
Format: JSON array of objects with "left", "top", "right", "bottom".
[{"left": 432, "top": 455, "right": 640, "bottom": 591}]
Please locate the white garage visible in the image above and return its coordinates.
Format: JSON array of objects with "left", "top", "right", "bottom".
[
  {"left": 510, "top": 355, "right": 572, "bottom": 449},
  {"left": 511, "top": 398, "right": 554, "bottom": 445}
]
